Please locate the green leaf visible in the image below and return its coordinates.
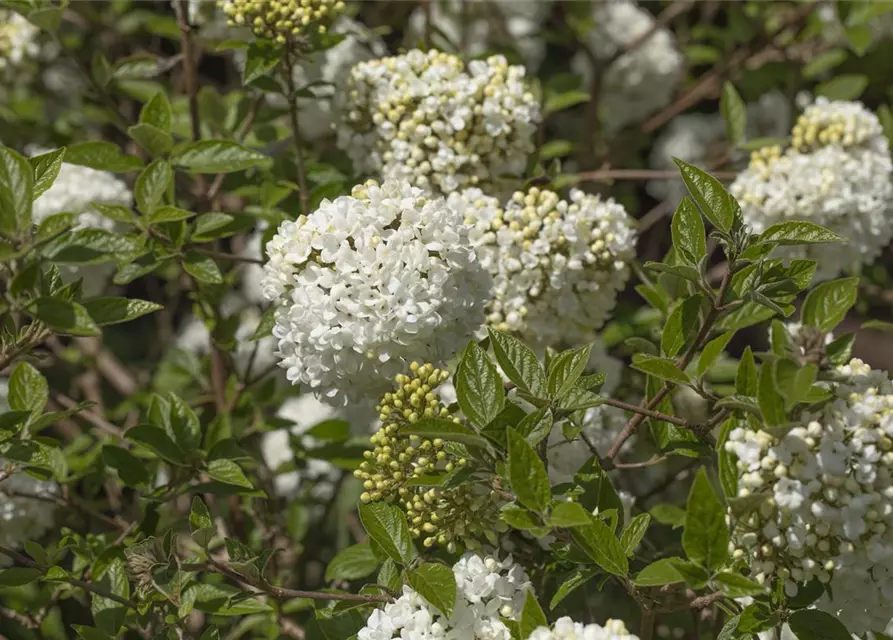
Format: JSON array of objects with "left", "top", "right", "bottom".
[
  {"left": 758, "top": 221, "right": 845, "bottom": 246},
  {"left": 140, "top": 92, "right": 172, "bottom": 132},
  {"left": 673, "top": 158, "right": 738, "bottom": 233},
  {"left": 633, "top": 557, "right": 684, "bottom": 587},
  {"left": 170, "top": 393, "right": 201, "bottom": 451},
  {"left": 170, "top": 140, "right": 271, "bottom": 174},
  {"left": 548, "top": 501, "right": 592, "bottom": 527},
  {"left": 671, "top": 197, "right": 707, "bottom": 264},
  {"left": 134, "top": 159, "right": 172, "bottom": 215},
  {"left": 547, "top": 344, "right": 592, "bottom": 398},
  {"left": 128, "top": 123, "right": 173, "bottom": 156},
  {"left": 398, "top": 418, "right": 488, "bottom": 449},
  {"left": 90, "top": 203, "right": 133, "bottom": 224},
  {"left": 506, "top": 428, "right": 550, "bottom": 513},
  {"left": 630, "top": 354, "right": 691, "bottom": 386},
  {"left": 787, "top": 610, "right": 852, "bottom": 640},
  {"left": 737, "top": 602, "right": 777, "bottom": 634},
  {"left": 736, "top": 346, "right": 757, "bottom": 395},
  {"left": 669, "top": 559, "right": 710, "bottom": 589},
  {"left": 682, "top": 468, "right": 728, "bottom": 570},
  {"left": 801, "top": 276, "right": 859, "bottom": 333},
  {"left": 406, "top": 563, "right": 456, "bottom": 617},
  {"left": 0, "top": 567, "right": 42, "bottom": 586},
  {"left": 325, "top": 543, "right": 378, "bottom": 582},
  {"left": 544, "top": 90, "right": 590, "bottom": 115},
  {"left": 570, "top": 517, "right": 629, "bottom": 576},
  {"left": 816, "top": 74, "right": 869, "bottom": 101},
  {"left": 43, "top": 228, "right": 139, "bottom": 263},
  {"left": 487, "top": 328, "right": 547, "bottom": 397},
  {"left": 501, "top": 504, "right": 541, "bottom": 530},
  {"left": 455, "top": 342, "right": 504, "bottom": 427},
  {"left": 758, "top": 360, "right": 786, "bottom": 426},
  {"left": 29, "top": 147, "right": 65, "bottom": 199},
  {"left": 662, "top": 295, "right": 703, "bottom": 358},
  {"left": 8, "top": 362, "right": 48, "bottom": 414},
  {"left": 183, "top": 251, "right": 223, "bottom": 284},
  {"left": 803, "top": 49, "right": 848, "bottom": 78},
  {"left": 714, "top": 571, "right": 766, "bottom": 597},
  {"left": 620, "top": 514, "right": 651, "bottom": 556},
  {"left": 516, "top": 406, "right": 553, "bottom": 447},
  {"left": 91, "top": 558, "right": 129, "bottom": 635},
  {"left": 357, "top": 501, "right": 414, "bottom": 565},
  {"left": 125, "top": 424, "right": 186, "bottom": 465},
  {"left": 149, "top": 206, "right": 194, "bottom": 224},
  {"left": 0, "top": 145, "right": 33, "bottom": 232},
  {"left": 249, "top": 306, "right": 275, "bottom": 341},
  {"left": 83, "top": 298, "right": 163, "bottom": 326},
  {"left": 243, "top": 41, "right": 282, "bottom": 85},
  {"left": 102, "top": 445, "right": 150, "bottom": 486},
  {"left": 519, "top": 592, "right": 548, "bottom": 639},
  {"left": 26, "top": 298, "right": 99, "bottom": 336},
  {"left": 64, "top": 141, "right": 143, "bottom": 172},
  {"left": 549, "top": 569, "right": 597, "bottom": 610},
  {"left": 207, "top": 459, "right": 253, "bottom": 489},
  {"left": 720, "top": 82, "right": 747, "bottom": 145},
  {"left": 698, "top": 331, "right": 733, "bottom": 377},
  {"left": 649, "top": 503, "right": 685, "bottom": 528},
  {"left": 189, "top": 496, "right": 215, "bottom": 547}
]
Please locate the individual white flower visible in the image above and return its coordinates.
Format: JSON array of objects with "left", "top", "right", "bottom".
[
  {"left": 358, "top": 552, "right": 530, "bottom": 640},
  {"left": 0, "top": 10, "right": 39, "bottom": 72},
  {"left": 0, "top": 380, "right": 57, "bottom": 561},
  {"left": 260, "top": 394, "right": 375, "bottom": 498},
  {"left": 726, "top": 358, "right": 893, "bottom": 634},
  {"left": 406, "top": 0, "right": 552, "bottom": 71},
  {"left": 261, "top": 179, "right": 490, "bottom": 405},
  {"left": 572, "top": 0, "right": 683, "bottom": 132},
  {"left": 730, "top": 98, "right": 893, "bottom": 281},
  {"left": 528, "top": 616, "right": 640, "bottom": 640},
  {"left": 338, "top": 49, "right": 540, "bottom": 195},
  {"left": 648, "top": 92, "right": 792, "bottom": 204},
  {"left": 458, "top": 186, "right": 636, "bottom": 351}
]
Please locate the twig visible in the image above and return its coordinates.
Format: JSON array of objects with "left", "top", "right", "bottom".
[
  {"left": 576, "top": 168, "right": 737, "bottom": 183},
  {"left": 610, "top": 2, "right": 695, "bottom": 65},
  {"left": 614, "top": 455, "right": 668, "bottom": 470},
  {"left": 192, "top": 247, "right": 263, "bottom": 265},
  {"left": 282, "top": 49, "right": 310, "bottom": 216},
  {"left": 173, "top": 0, "right": 201, "bottom": 142},
  {"left": 600, "top": 397, "right": 691, "bottom": 428},
  {"left": 51, "top": 393, "right": 127, "bottom": 443},
  {"left": 690, "top": 591, "right": 725, "bottom": 610}
]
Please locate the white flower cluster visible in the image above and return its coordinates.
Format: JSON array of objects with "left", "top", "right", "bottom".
[
  {"left": 260, "top": 394, "right": 375, "bottom": 499},
  {"left": 358, "top": 552, "right": 530, "bottom": 640},
  {"left": 261, "top": 179, "right": 490, "bottom": 405},
  {"left": 0, "top": 10, "right": 39, "bottom": 72},
  {"left": 338, "top": 49, "right": 540, "bottom": 195},
  {"left": 0, "top": 381, "right": 57, "bottom": 559},
  {"left": 31, "top": 157, "right": 131, "bottom": 231},
  {"left": 726, "top": 358, "right": 893, "bottom": 634},
  {"left": 572, "top": 0, "right": 683, "bottom": 132},
  {"left": 459, "top": 186, "right": 635, "bottom": 350},
  {"left": 528, "top": 617, "right": 640, "bottom": 640},
  {"left": 648, "top": 92, "right": 792, "bottom": 204},
  {"left": 407, "top": 0, "right": 552, "bottom": 71},
  {"left": 730, "top": 98, "right": 893, "bottom": 282}
]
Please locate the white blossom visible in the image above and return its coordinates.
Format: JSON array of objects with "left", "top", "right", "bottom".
[
  {"left": 726, "top": 358, "right": 893, "bottom": 634},
  {"left": 572, "top": 0, "right": 683, "bottom": 132},
  {"left": 730, "top": 98, "right": 893, "bottom": 281},
  {"left": 0, "top": 10, "right": 39, "bottom": 72},
  {"left": 527, "top": 616, "right": 640, "bottom": 640},
  {"left": 458, "top": 186, "right": 636, "bottom": 351},
  {"left": 338, "top": 49, "right": 540, "bottom": 195},
  {"left": 358, "top": 552, "right": 530, "bottom": 640},
  {"left": 261, "top": 179, "right": 490, "bottom": 405},
  {"left": 648, "top": 92, "right": 792, "bottom": 204}
]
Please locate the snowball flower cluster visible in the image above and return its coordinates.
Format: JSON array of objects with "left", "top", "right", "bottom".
[
  {"left": 730, "top": 98, "right": 893, "bottom": 281},
  {"left": 220, "top": 0, "right": 344, "bottom": 43},
  {"left": 261, "top": 179, "right": 490, "bottom": 404},
  {"left": 528, "top": 617, "right": 640, "bottom": 640},
  {"left": 572, "top": 0, "right": 683, "bottom": 132},
  {"left": 31, "top": 157, "right": 131, "bottom": 231},
  {"left": 0, "top": 10, "right": 39, "bottom": 72},
  {"left": 338, "top": 49, "right": 540, "bottom": 195},
  {"left": 460, "top": 186, "right": 635, "bottom": 350},
  {"left": 726, "top": 358, "right": 893, "bottom": 634},
  {"left": 358, "top": 553, "right": 530, "bottom": 640}
]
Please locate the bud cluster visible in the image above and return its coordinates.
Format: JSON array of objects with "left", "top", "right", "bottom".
[
  {"left": 220, "top": 0, "right": 345, "bottom": 43},
  {"left": 354, "top": 363, "right": 504, "bottom": 549}
]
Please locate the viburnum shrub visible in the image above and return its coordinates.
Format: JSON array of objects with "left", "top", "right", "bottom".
[{"left": 5, "top": 2, "right": 893, "bottom": 640}]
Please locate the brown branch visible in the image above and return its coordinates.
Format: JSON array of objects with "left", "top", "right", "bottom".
[
  {"left": 614, "top": 455, "right": 668, "bottom": 470},
  {"left": 282, "top": 50, "right": 310, "bottom": 216},
  {"left": 51, "top": 393, "right": 127, "bottom": 443},
  {"left": 690, "top": 591, "right": 725, "bottom": 610},
  {"left": 601, "top": 397, "right": 692, "bottom": 427},
  {"left": 193, "top": 247, "right": 263, "bottom": 265},
  {"left": 173, "top": 0, "right": 201, "bottom": 142},
  {"left": 577, "top": 168, "right": 737, "bottom": 183}
]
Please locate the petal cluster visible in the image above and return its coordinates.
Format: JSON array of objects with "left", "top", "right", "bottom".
[
  {"left": 338, "top": 49, "right": 540, "bottom": 195},
  {"left": 0, "top": 10, "right": 39, "bottom": 72},
  {"left": 528, "top": 617, "right": 640, "bottom": 640},
  {"left": 261, "top": 179, "right": 490, "bottom": 404},
  {"left": 726, "top": 358, "right": 893, "bottom": 634},
  {"left": 459, "top": 186, "right": 636, "bottom": 351},
  {"left": 358, "top": 552, "right": 530, "bottom": 640},
  {"left": 730, "top": 98, "right": 893, "bottom": 281}
]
